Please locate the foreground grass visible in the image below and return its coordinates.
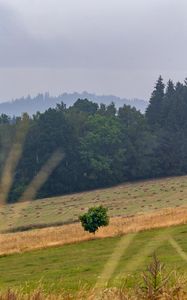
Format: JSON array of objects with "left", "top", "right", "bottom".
[
  {"left": 1, "top": 175, "right": 187, "bottom": 232},
  {"left": 0, "top": 223, "right": 187, "bottom": 293}
]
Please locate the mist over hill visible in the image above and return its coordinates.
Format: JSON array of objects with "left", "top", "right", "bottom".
[{"left": 0, "top": 92, "right": 148, "bottom": 116}]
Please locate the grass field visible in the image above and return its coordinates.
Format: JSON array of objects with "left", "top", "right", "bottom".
[
  {"left": 1, "top": 175, "right": 187, "bottom": 232},
  {"left": 1, "top": 176, "right": 187, "bottom": 295},
  {"left": 0, "top": 223, "right": 187, "bottom": 293},
  {"left": 1, "top": 206, "right": 187, "bottom": 255}
]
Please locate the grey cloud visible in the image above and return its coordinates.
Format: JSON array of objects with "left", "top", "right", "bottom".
[
  {"left": 1, "top": 1, "right": 187, "bottom": 70},
  {"left": 0, "top": 1, "right": 187, "bottom": 100}
]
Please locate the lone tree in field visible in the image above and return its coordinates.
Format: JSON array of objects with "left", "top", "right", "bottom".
[{"left": 79, "top": 205, "right": 109, "bottom": 234}]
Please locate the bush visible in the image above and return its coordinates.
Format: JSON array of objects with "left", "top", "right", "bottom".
[{"left": 79, "top": 205, "right": 109, "bottom": 234}]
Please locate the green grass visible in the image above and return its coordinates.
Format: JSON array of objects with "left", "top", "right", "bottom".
[
  {"left": 0, "top": 223, "right": 187, "bottom": 292},
  {"left": 1, "top": 175, "right": 187, "bottom": 232}
]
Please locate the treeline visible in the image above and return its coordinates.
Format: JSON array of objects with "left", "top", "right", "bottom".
[
  {"left": 1, "top": 76, "right": 187, "bottom": 202},
  {"left": 0, "top": 92, "right": 147, "bottom": 116}
]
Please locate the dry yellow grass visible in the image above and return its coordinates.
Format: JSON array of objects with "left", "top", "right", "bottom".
[
  {"left": 1, "top": 206, "right": 187, "bottom": 256},
  {"left": 0, "top": 289, "right": 185, "bottom": 300},
  {"left": 0, "top": 288, "right": 184, "bottom": 300}
]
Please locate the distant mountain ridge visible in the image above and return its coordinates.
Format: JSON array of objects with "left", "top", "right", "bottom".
[{"left": 0, "top": 92, "right": 148, "bottom": 116}]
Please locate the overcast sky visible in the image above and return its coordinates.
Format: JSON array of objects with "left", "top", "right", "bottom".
[{"left": 0, "top": 0, "right": 187, "bottom": 101}]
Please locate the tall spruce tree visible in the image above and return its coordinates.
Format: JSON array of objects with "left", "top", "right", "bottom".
[
  {"left": 146, "top": 76, "right": 165, "bottom": 129},
  {"left": 166, "top": 79, "right": 175, "bottom": 97},
  {"left": 161, "top": 79, "right": 175, "bottom": 128}
]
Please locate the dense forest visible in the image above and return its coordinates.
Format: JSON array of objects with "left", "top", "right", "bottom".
[{"left": 1, "top": 76, "right": 187, "bottom": 203}]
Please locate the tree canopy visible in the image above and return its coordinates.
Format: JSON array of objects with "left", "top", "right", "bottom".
[
  {"left": 79, "top": 206, "right": 109, "bottom": 234},
  {"left": 0, "top": 78, "right": 187, "bottom": 203}
]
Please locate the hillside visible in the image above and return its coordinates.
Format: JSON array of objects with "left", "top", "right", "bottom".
[
  {"left": 0, "top": 92, "right": 148, "bottom": 116},
  {"left": 0, "top": 224, "right": 187, "bottom": 292},
  {"left": 2, "top": 78, "right": 187, "bottom": 203},
  {"left": 1, "top": 175, "right": 187, "bottom": 233},
  {"left": 1, "top": 175, "right": 187, "bottom": 294}
]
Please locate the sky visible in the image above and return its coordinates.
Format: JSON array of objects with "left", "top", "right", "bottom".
[{"left": 0, "top": 0, "right": 187, "bottom": 102}]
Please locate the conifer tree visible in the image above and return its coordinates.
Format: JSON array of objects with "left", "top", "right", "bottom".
[
  {"left": 165, "top": 79, "right": 175, "bottom": 97},
  {"left": 161, "top": 79, "right": 175, "bottom": 128},
  {"left": 146, "top": 76, "right": 165, "bottom": 129}
]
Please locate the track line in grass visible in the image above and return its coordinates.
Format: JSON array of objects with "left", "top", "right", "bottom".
[
  {"left": 95, "top": 233, "right": 137, "bottom": 288},
  {"left": 122, "top": 227, "right": 173, "bottom": 274},
  {"left": 169, "top": 237, "right": 187, "bottom": 262}
]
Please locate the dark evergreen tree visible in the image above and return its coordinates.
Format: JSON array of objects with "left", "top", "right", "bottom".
[
  {"left": 118, "top": 105, "right": 156, "bottom": 179},
  {"left": 146, "top": 76, "right": 165, "bottom": 129}
]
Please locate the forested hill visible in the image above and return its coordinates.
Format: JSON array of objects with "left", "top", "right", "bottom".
[
  {"left": 0, "top": 92, "right": 147, "bottom": 116},
  {"left": 1, "top": 76, "right": 187, "bottom": 203}
]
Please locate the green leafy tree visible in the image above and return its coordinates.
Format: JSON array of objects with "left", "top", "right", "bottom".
[
  {"left": 79, "top": 206, "right": 109, "bottom": 234},
  {"left": 79, "top": 114, "right": 125, "bottom": 187},
  {"left": 71, "top": 98, "right": 98, "bottom": 114}
]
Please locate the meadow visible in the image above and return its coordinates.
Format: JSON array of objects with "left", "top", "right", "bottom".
[
  {"left": 0, "top": 223, "right": 187, "bottom": 293},
  {"left": 1, "top": 175, "right": 187, "bottom": 233},
  {"left": 1, "top": 206, "right": 187, "bottom": 255},
  {"left": 1, "top": 175, "right": 187, "bottom": 298}
]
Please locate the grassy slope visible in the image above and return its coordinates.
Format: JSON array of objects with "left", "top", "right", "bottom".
[
  {"left": 0, "top": 223, "right": 187, "bottom": 292},
  {"left": 1, "top": 175, "right": 187, "bottom": 232}
]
